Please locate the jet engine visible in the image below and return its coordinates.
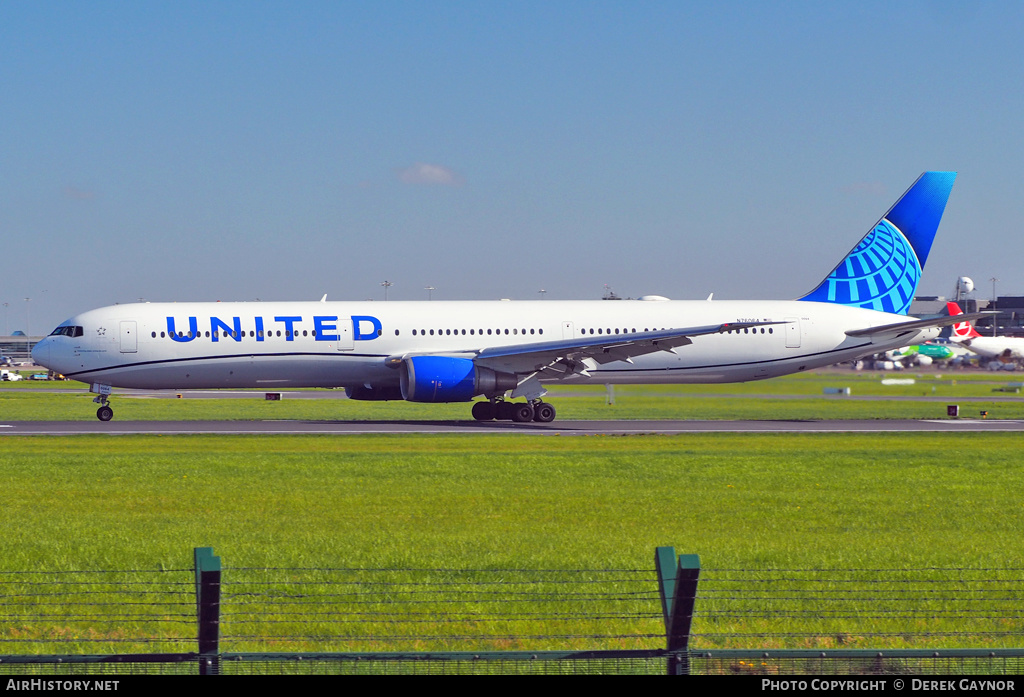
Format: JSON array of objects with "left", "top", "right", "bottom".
[{"left": 400, "top": 356, "right": 517, "bottom": 403}]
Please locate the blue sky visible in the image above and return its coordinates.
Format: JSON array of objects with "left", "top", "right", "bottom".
[{"left": 3, "top": 1, "right": 1023, "bottom": 333}]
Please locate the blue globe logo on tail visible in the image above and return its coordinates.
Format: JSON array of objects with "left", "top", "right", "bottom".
[
  {"left": 799, "top": 171, "right": 956, "bottom": 315},
  {"left": 801, "top": 220, "right": 920, "bottom": 314}
]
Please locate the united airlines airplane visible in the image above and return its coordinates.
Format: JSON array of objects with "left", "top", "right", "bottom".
[{"left": 33, "top": 171, "right": 975, "bottom": 422}]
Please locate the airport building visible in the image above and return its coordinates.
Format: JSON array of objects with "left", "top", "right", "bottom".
[
  {"left": 911, "top": 296, "right": 1024, "bottom": 337},
  {"left": 1, "top": 335, "right": 42, "bottom": 363}
]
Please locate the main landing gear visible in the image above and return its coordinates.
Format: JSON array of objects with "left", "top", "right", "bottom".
[{"left": 471, "top": 399, "right": 556, "bottom": 423}]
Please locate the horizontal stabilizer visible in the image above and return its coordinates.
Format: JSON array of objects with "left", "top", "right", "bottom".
[{"left": 846, "top": 311, "right": 993, "bottom": 339}]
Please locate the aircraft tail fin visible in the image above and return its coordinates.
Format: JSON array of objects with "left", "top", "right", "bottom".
[
  {"left": 799, "top": 171, "right": 957, "bottom": 314},
  {"left": 946, "top": 301, "right": 983, "bottom": 341}
]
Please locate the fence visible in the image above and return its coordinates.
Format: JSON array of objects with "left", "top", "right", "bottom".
[{"left": 1, "top": 547, "right": 1022, "bottom": 675}]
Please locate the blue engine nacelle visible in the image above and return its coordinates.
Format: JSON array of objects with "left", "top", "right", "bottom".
[{"left": 400, "top": 356, "right": 518, "bottom": 403}]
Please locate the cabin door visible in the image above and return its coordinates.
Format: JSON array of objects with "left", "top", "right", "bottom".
[
  {"left": 336, "top": 317, "right": 354, "bottom": 351},
  {"left": 784, "top": 317, "right": 801, "bottom": 348},
  {"left": 119, "top": 321, "right": 138, "bottom": 353}
]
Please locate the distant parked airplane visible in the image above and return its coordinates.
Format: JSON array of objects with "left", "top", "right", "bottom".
[{"left": 947, "top": 301, "right": 1024, "bottom": 366}]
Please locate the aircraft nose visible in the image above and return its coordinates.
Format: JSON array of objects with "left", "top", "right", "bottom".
[{"left": 31, "top": 337, "right": 50, "bottom": 367}]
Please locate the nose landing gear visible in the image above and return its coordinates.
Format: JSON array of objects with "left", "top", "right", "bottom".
[{"left": 90, "top": 384, "right": 114, "bottom": 422}]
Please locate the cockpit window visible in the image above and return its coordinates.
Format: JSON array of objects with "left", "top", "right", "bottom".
[{"left": 49, "top": 326, "right": 84, "bottom": 338}]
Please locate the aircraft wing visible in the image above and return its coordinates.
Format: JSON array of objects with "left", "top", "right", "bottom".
[
  {"left": 387, "top": 320, "right": 785, "bottom": 378},
  {"left": 845, "top": 312, "right": 993, "bottom": 341}
]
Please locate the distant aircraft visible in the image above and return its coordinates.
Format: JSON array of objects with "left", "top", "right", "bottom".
[
  {"left": 947, "top": 301, "right": 1024, "bottom": 366},
  {"left": 883, "top": 343, "right": 958, "bottom": 367},
  {"left": 34, "top": 171, "right": 980, "bottom": 422}
]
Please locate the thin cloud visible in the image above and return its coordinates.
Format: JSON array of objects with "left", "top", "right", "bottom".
[
  {"left": 63, "top": 185, "right": 96, "bottom": 200},
  {"left": 396, "top": 163, "right": 463, "bottom": 186}
]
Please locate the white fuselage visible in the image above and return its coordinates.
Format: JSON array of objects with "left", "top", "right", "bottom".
[
  {"left": 33, "top": 299, "right": 935, "bottom": 392},
  {"left": 960, "top": 335, "right": 1024, "bottom": 362}
]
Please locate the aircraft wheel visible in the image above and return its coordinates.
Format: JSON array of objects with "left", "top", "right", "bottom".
[
  {"left": 511, "top": 403, "right": 535, "bottom": 423},
  {"left": 496, "top": 402, "right": 515, "bottom": 420},
  {"left": 96, "top": 405, "right": 114, "bottom": 422},
  {"left": 471, "top": 401, "right": 495, "bottom": 421},
  {"left": 532, "top": 402, "right": 556, "bottom": 423}
]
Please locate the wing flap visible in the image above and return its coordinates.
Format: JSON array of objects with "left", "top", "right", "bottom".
[{"left": 471, "top": 321, "right": 783, "bottom": 375}]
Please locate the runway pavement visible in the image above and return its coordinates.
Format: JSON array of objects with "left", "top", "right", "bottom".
[{"left": 3, "top": 418, "right": 1023, "bottom": 436}]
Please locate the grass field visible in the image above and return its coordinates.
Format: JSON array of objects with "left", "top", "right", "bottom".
[
  {"left": 2, "top": 371, "right": 1022, "bottom": 655},
  {"left": 2, "top": 370, "right": 1024, "bottom": 420},
  {"left": 3, "top": 432, "right": 1020, "bottom": 568},
  {"left": 1, "top": 431, "right": 1022, "bottom": 653}
]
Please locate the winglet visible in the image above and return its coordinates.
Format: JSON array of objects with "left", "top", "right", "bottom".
[{"left": 800, "top": 172, "right": 957, "bottom": 315}]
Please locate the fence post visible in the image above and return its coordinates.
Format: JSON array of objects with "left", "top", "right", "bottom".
[
  {"left": 194, "top": 547, "right": 222, "bottom": 675},
  {"left": 655, "top": 547, "right": 700, "bottom": 675}
]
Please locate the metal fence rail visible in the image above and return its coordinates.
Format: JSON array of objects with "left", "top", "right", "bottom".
[
  {"left": 688, "top": 649, "right": 1024, "bottom": 676},
  {"left": 1, "top": 547, "right": 1023, "bottom": 675},
  {"left": 692, "top": 566, "right": 1024, "bottom": 648},
  {"left": 219, "top": 564, "right": 663, "bottom": 652},
  {"left": 0, "top": 567, "right": 195, "bottom": 656}
]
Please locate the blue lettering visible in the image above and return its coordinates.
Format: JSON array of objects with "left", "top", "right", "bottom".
[
  {"left": 210, "top": 316, "right": 242, "bottom": 342},
  {"left": 166, "top": 317, "right": 198, "bottom": 343},
  {"left": 255, "top": 316, "right": 264, "bottom": 342},
  {"left": 274, "top": 316, "right": 302, "bottom": 341},
  {"left": 314, "top": 316, "right": 339, "bottom": 341},
  {"left": 353, "top": 315, "right": 382, "bottom": 341}
]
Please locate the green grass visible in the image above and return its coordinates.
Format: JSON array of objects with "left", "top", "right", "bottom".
[
  {"left": 2, "top": 370, "right": 1024, "bottom": 420},
  {"left": 1, "top": 433, "right": 1022, "bottom": 653}
]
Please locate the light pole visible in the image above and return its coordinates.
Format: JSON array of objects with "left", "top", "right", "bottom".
[
  {"left": 3, "top": 302, "right": 8, "bottom": 336},
  {"left": 990, "top": 277, "right": 999, "bottom": 337},
  {"left": 380, "top": 281, "right": 393, "bottom": 301},
  {"left": 24, "top": 298, "right": 30, "bottom": 361},
  {"left": 425, "top": 286, "right": 435, "bottom": 301}
]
